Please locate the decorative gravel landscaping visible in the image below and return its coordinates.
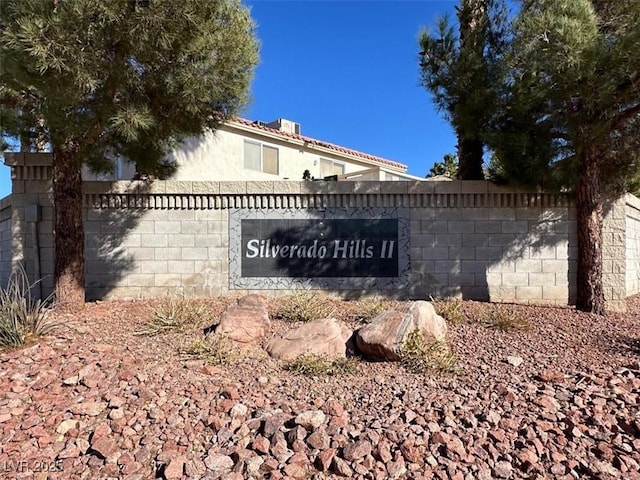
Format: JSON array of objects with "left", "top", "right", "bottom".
[{"left": 1, "top": 295, "right": 639, "bottom": 479}]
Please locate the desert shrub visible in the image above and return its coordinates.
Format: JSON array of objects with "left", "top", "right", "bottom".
[
  {"left": 0, "top": 268, "right": 55, "bottom": 348},
  {"left": 400, "top": 328, "right": 457, "bottom": 375},
  {"left": 136, "top": 296, "right": 207, "bottom": 336},
  {"left": 481, "top": 304, "right": 531, "bottom": 332},
  {"left": 270, "top": 292, "right": 335, "bottom": 323},
  {"left": 181, "top": 335, "right": 241, "bottom": 365},
  {"left": 286, "top": 354, "right": 359, "bottom": 376},
  {"left": 349, "top": 297, "right": 394, "bottom": 323},
  {"left": 430, "top": 297, "right": 464, "bottom": 324}
]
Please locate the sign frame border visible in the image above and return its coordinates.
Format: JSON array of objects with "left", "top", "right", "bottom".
[{"left": 228, "top": 207, "right": 410, "bottom": 290}]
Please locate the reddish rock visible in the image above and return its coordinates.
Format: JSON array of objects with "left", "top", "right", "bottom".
[
  {"left": 265, "top": 318, "right": 352, "bottom": 361},
  {"left": 237, "top": 294, "right": 268, "bottom": 308},
  {"left": 283, "top": 462, "right": 308, "bottom": 479},
  {"left": 214, "top": 297, "right": 270, "bottom": 345},
  {"left": 163, "top": 456, "right": 186, "bottom": 479},
  {"left": 596, "top": 442, "right": 615, "bottom": 461},
  {"left": 22, "top": 414, "right": 42, "bottom": 429},
  {"left": 332, "top": 456, "right": 354, "bottom": 477},
  {"left": 185, "top": 458, "right": 207, "bottom": 478},
  {"left": 538, "top": 368, "right": 564, "bottom": 382},
  {"left": 431, "top": 432, "right": 467, "bottom": 459},
  {"left": 316, "top": 448, "right": 336, "bottom": 471},
  {"left": 260, "top": 458, "right": 280, "bottom": 473},
  {"left": 286, "top": 452, "right": 310, "bottom": 475},
  {"left": 401, "top": 442, "right": 424, "bottom": 463},
  {"left": 252, "top": 435, "right": 270, "bottom": 454},
  {"left": 342, "top": 439, "right": 373, "bottom": 461},
  {"left": 203, "top": 453, "right": 234, "bottom": 472},
  {"left": 375, "top": 440, "right": 393, "bottom": 463},
  {"left": 270, "top": 433, "right": 290, "bottom": 457},
  {"left": 122, "top": 461, "right": 144, "bottom": 475},
  {"left": 323, "top": 399, "right": 345, "bottom": 417},
  {"left": 488, "top": 429, "right": 507, "bottom": 443},
  {"left": 117, "top": 452, "right": 135, "bottom": 467},
  {"left": 220, "top": 385, "right": 239, "bottom": 399},
  {"left": 515, "top": 448, "right": 540, "bottom": 466},
  {"left": 201, "top": 365, "right": 222, "bottom": 376},
  {"left": 263, "top": 413, "right": 290, "bottom": 437},
  {"left": 91, "top": 435, "right": 120, "bottom": 460},
  {"left": 387, "top": 456, "right": 408, "bottom": 479},
  {"left": 493, "top": 460, "right": 513, "bottom": 478},
  {"left": 356, "top": 301, "right": 447, "bottom": 361},
  {"left": 307, "top": 428, "right": 330, "bottom": 450},
  {"left": 57, "top": 444, "right": 81, "bottom": 459},
  {"left": 69, "top": 401, "right": 106, "bottom": 417}
]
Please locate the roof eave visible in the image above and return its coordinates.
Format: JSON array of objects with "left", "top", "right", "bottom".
[{"left": 225, "top": 119, "right": 408, "bottom": 173}]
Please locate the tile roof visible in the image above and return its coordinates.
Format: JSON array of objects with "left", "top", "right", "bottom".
[{"left": 230, "top": 118, "right": 407, "bottom": 171}]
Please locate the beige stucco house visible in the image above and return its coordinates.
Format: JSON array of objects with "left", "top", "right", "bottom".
[{"left": 84, "top": 117, "right": 425, "bottom": 182}]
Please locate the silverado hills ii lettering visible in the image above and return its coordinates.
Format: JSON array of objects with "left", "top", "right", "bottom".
[{"left": 245, "top": 239, "right": 396, "bottom": 259}]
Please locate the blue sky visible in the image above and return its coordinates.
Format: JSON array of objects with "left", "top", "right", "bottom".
[
  {"left": 244, "top": 0, "right": 460, "bottom": 177},
  {"left": 0, "top": 0, "right": 460, "bottom": 197}
]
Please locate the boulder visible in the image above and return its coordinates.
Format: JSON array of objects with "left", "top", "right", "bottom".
[
  {"left": 355, "top": 300, "right": 447, "bottom": 361},
  {"left": 214, "top": 295, "right": 270, "bottom": 345},
  {"left": 237, "top": 293, "right": 268, "bottom": 308},
  {"left": 264, "top": 318, "right": 352, "bottom": 361}
]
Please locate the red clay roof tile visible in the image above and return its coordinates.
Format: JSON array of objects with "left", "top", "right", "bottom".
[{"left": 230, "top": 118, "right": 407, "bottom": 171}]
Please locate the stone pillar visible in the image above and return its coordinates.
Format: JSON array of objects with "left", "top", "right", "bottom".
[
  {"left": 602, "top": 195, "right": 628, "bottom": 312},
  {"left": 2, "top": 153, "right": 54, "bottom": 298}
]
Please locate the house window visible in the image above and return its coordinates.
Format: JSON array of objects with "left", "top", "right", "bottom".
[
  {"left": 244, "top": 141, "right": 279, "bottom": 175},
  {"left": 320, "top": 159, "right": 345, "bottom": 178}
]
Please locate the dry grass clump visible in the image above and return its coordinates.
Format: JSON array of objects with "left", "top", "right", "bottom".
[
  {"left": 270, "top": 292, "right": 335, "bottom": 323},
  {"left": 136, "top": 296, "right": 208, "bottom": 336},
  {"left": 0, "top": 269, "right": 55, "bottom": 348},
  {"left": 400, "top": 328, "right": 457, "bottom": 375},
  {"left": 430, "top": 297, "right": 465, "bottom": 324},
  {"left": 181, "top": 335, "right": 241, "bottom": 365},
  {"left": 286, "top": 354, "right": 359, "bottom": 376},
  {"left": 348, "top": 297, "right": 397, "bottom": 323},
  {"left": 481, "top": 304, "right": 531, "bottom": 332}
]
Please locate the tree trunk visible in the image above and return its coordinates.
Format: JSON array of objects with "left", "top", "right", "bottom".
[
  {"left": 53, "top": 147, "right": 85, "bottom": 306},
  {"left": 456, "top": 136, "right": 484, "bottom": 180},
  {"left": 456, "top": 0, "right": 487, "bottom": 181},
  {"left": 575, "top": 147, "right": 605, "bottom": 314}
]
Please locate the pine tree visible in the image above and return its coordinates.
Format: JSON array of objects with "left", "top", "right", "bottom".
[
  {"left": 488, "top": 0, "right": 640, "bottom": 313},
  {"left": 1, "top": 0, "right": 259, "bottom": 305},
  {"left": 418, "top": 0, "right": 509, "bottom": 180}
]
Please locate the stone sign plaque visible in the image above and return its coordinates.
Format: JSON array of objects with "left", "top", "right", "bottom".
[
  {"left": 229, "top": 208, "right": 410, "bottom": 290},
  {"left": 240, "top": 218, "right": 399, "bottom": 278}
]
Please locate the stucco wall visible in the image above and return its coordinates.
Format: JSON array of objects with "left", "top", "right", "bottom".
[
  {"left": 626, "top": 194, "right": 640, "bottom": 296},
  {"left": 83, "top": 127, "right": 406, "bottom": 182}
]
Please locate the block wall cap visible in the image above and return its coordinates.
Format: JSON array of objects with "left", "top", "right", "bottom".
[{"left": 3, "top": 152, "right": 53, "bottom": 167}]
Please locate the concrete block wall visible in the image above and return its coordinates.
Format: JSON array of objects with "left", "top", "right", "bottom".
[
  {"left": 406, "top": 183, "right": 577, "bottom": 305},
  {"left": 411, "top": 206, "right": 576, "bottom": 305},
  {"left": 2, "top": 152, "right": 635, "bottom": 311},
  {"left": 626, "top": 194, "right": 640, "bottom": 296},
  {"left": 0, "top": 197, "right": 12, "bottom": 286},
  {"left": 79, "top": 180, "right": 582, "bottom": 306},
  {"left": 602, "top": 197, "right": 630, "bottom": 308},
  {"left": 84, "top": 204, "right": 229, "bottom": 299}
]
